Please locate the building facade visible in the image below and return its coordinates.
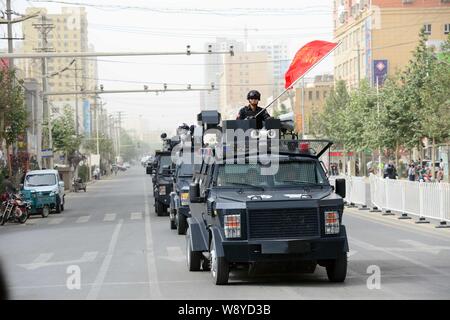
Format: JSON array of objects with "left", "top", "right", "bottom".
[
  {"left": 219, "top": 51, "right": 273, "bottom": 120},
  {"left": 17, "top": 7, "right": 98, "bottom": 135},
  {"left": 294, "top": 74, "right": 334, "bottom": 134},
  {"left": 200, "top": 38, "right": 245, "bottom": 111},
  {"left": 333, "top": 0, "right": 450, "bottom": 88}
]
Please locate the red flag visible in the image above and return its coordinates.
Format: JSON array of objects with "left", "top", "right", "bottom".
[{"left": 284, "top": 40, "right": 337, "bottom": 89}]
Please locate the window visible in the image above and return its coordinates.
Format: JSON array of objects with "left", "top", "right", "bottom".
[
  {"left": 308, "top": 91, "right": 313, "bottom": 100},
  {"left": 316, "top": 91, "right": 320, "bottom": 99},
  {"left": 445, "top": 24, "right": 450, "bottom": 35},
  {"left": 424, "top": 24, "right": 431, "bottom": 35}
]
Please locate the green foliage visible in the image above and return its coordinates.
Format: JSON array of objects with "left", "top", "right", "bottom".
[
  {"left": 78, "top": 164, "right": 89, "bottom": 182},
  {"left": 119, "top": 129, "right": 138, "bottom": 162},
  {"left": 0, "top": 68, "right": 28, "bottom": 146},
  {"left": 51, "top": 106, "right": 83, "bottom": 166},
  {"left": 314, "top": 28, "right": 450, "bottom": 157},
  {"left": 83, "top": 133, "right": 115, "bottom": 162}
]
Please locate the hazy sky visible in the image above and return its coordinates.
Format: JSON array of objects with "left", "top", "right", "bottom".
[{"left": 1, "top": 0, "right": 334, "bottom": 134}]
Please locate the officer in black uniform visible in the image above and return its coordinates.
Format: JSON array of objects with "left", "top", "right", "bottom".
[{"left": 236, "top": 90, "right": 271, "bottom": 121}]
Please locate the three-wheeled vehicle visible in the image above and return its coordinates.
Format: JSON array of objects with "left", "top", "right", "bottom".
[
  {"left": 186, "top": 118, "right": 348, "bottom": 285},
  {"left": 21, "top": 169, "right": 65, "bottom": 217}
]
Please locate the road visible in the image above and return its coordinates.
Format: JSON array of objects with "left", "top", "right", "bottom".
[{"left": 1, "top": 166, "right": 450, "bottom": 300}]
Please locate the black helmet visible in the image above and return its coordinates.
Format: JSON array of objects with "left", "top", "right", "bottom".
[{"left": 247, "top": 90, "right": 261, "bottom": 100}]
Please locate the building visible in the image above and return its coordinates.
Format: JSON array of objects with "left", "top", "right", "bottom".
[
  {"left": 200, "top": 38, "right": 245, "bottom": 111},
  {"left": 219, "top": 51, "right": 274, "bottom": 120},
  {"left": 333, "top": 0, "right": 450, "bottom": 88},
  {"left": 252, "top": 42, "right": 290, "bottom": 111},
  {"left": 17, "top": 7, "right": 98, "bottom": 134},
  {"left": 294, "top": 74, "right": 334, "bottom": 134}
]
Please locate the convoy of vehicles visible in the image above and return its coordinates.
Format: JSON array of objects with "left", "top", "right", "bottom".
[{"left": 147, "top": 112, "right": 349, "bottom": 285}]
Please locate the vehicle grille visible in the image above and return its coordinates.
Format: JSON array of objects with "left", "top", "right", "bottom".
[{"left": 248, "top": 208, "right": 320, "bottom": 239}]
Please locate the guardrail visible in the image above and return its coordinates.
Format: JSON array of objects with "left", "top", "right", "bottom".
[
  {"left": 329, "top": 174, "right": 450, "bottom": 228},
  {"left": 369, "top": 174, "right": 450, "bottom": 227}
]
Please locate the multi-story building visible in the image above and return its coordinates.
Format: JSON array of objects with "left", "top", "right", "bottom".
[
  {"left": 200, "top": 38, "right": 244, "bottom": 111},
  {"left": 333, "top": 0, "right": 450, "bottom": 88},
  {"left": 252, "top": 42, "right": 290, "bottom": 111},
  {"left": 294, "top": 74, "right": 334, "bottom": 134},
  {"left": 219, "top": 51, "right": 274, "bottom": 120},
  {"left": 17, "top": 7, "right": 98, "bottom": 135}
]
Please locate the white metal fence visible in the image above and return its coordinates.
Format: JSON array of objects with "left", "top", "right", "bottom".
[
  {"left": 369, "top": 175, "right": 450, "bottom": 223},
  {"left": 330, "top": 174, "right": 450, "bottom": 224}
]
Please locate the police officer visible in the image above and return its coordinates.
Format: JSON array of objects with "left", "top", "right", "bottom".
[{"left": 236, "top": 90, "right": 271, "bottom": 121}]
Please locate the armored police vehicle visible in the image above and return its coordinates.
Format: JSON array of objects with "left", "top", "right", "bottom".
[
  {"left": 169, "top": 161, "right": 194, "bottom": 234},
  {"left": 149, "top": 150, "right": 174, "bottom": 216},
  {"left": 186, "top": 119, "right": 348, "bottom": 285}
]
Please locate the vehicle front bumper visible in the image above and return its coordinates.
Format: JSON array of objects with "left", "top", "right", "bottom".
[{"left": 222, "top": 236, "right": 348, "bottom": 263}]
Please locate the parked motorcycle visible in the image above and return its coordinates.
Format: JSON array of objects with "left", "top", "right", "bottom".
[{"left": 0, "top": 193, "right": 30, "bottom": 225}]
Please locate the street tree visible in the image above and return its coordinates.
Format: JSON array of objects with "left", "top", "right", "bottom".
[{"left": 51, "top": 106, "right": 83, "bottom": 170}]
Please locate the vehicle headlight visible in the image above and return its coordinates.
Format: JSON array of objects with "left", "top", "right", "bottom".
[
  {"left": 180, "top": 192, "right": 189, "bottom": 206},
  {"left": 324, "top": 211, "right": 340, "bottom": 235},
  {"left": 224, "top": 214, "right": 241, "bottom": 238},
  {"left": 49, "top": 191, "right": 56, "bottom": 196},
  {"left": 159, "top": 185, "right": 166, "bottom": 195},
  {"left": 250, "top": 130, "right": 259, "bottom": 139},
  {"left": 267, "top": 129, "right": 278, "bottom": 139}
]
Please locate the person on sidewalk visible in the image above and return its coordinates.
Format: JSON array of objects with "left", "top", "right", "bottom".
[{"left": 408, "top": 164, "right": 416, "bottom": 181}]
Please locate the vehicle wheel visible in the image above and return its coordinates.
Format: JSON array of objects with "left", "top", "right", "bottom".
[
  {"left": 55, "top": 198, "right": 62, "bottom": 214},
  {"left": 0, "top": 211, "right": 7, "bottom": 225},
  {"left": 177, "top": 213, "right": 187, "bottom": 235},
  {"left": 61, "top": 204, "right": 65, "bottom": 212},
  {"left": 201, "top": 257, "right": 211, "bottom": 271},
  {"left": 186, "top": 228, "right": 201, "bottom": 271},
  {"left": 155, "top": 201, "right": 165, "bottom": 216},
  {"left": 170, "top": 214, "right": 177, "bottom": 230},
  {"left": 326, "top": 252, "right": 347, "bottom": 283},
  {"left": 18, "top": 210, "right": 28, "bottom": 224},
  {"left": 42, "top": 206, "right": 50, "bottom": 218},
  {"left": 210, "top": 239, "right": 229, "bottom": 285}
]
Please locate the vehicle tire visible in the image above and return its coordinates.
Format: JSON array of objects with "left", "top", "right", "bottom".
[
  {"left": 186, "top": 228, "right": 202, "bottom": 271},
  {"left": 155, "top": 201, "right": 165, "bottom": 216},
  {"left": 18, "top": 210, "right": 28, "bottom": 224},
  {"left": 210, "top": 239, "right": 229, "bottom": 285},
  {"left": 55, "top": 198, "right": 62, "bottom": 214},
  {"left": 170, "top": 215, "right": 177, "bottom": 230},
  {"left": 61, "top": 204, "right": 65, "bottom": 212},
  {"left": 326, "top": 252, "right": 347, "bottom": 283},
  {"left": 0, "top": 210, "right": 7, "bottom": 226},
  {"left": 42, "top": 206, "right": 50, "bottom": 218},
  {"left": 177, "top": 213, "right": 187, "bottom": 235}
]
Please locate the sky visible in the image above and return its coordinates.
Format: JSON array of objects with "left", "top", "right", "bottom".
[{"left": 0, "top": 0, "right": 334, "bottom": 134}]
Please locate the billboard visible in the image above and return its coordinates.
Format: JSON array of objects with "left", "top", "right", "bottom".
[
  {"left": 83, "top": 99, "right": 91, "bottom": 138},
  {"left": 373, "top": 60, "right": 388, "bottom": 87}
]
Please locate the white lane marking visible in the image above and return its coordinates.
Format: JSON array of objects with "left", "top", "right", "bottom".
[
  {"left": 160, "top": 246, "right": 185, "bottom": 263},
  {"left": 48, "top": 217, "right": 64, "bottom": 225},
  {"left": 143, "top": 178, "right": 162, "bottom": 299},
  {"left": 349, "top": 236, "right": 450, "bottom": 276},
  {"left": 103, "top": 213, "right": 116, "bottom": 222},
  {"left": 86, "top": 220, "right": 123, "bottom": 300},
  {"left": 397, "top": 239, "right": 450, "bottom": 255},
  {"left": 130, "top": 212, "right": 143, "bottom": 220},
  {"left": 76, "top": 216, "right": 91, "bottom": 224},
  {"left": 17, "top": 252, "right": 98, "bottom": 270}
]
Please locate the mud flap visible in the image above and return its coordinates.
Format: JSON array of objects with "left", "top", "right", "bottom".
[
  {"left": 187, "top": 217, "right": 209, "bottom": 252},
  {"left": 341, "top": 225, "right": 349, "bottom": 253},
  {"left": 210, "top": 227, "right": 225, "bottom": 258}
]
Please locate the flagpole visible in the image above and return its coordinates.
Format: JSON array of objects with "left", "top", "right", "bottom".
[{"left": 256, "top": 41, "right": 342, "bottom": 118}]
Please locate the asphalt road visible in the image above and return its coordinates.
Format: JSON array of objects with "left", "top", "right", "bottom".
[{"left": 1, "top": 166, "right": 449, "bottom": 300}]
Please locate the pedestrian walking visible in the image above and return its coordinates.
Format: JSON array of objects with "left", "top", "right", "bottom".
[{"left": 408, "top": 164, "right": 416, "bottom": 181}]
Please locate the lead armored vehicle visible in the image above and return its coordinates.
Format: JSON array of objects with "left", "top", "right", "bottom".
[{"left": 186, "top": 119, "right": 348, "bottom": 285}]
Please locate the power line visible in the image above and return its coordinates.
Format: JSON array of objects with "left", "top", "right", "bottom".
[{"left": 30, "top": 1, "right": 332, "bottom": 16}]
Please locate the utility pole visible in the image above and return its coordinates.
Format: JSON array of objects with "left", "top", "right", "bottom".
[{"left": 33, "top": 14, "right": 54, "bottom": 169}]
